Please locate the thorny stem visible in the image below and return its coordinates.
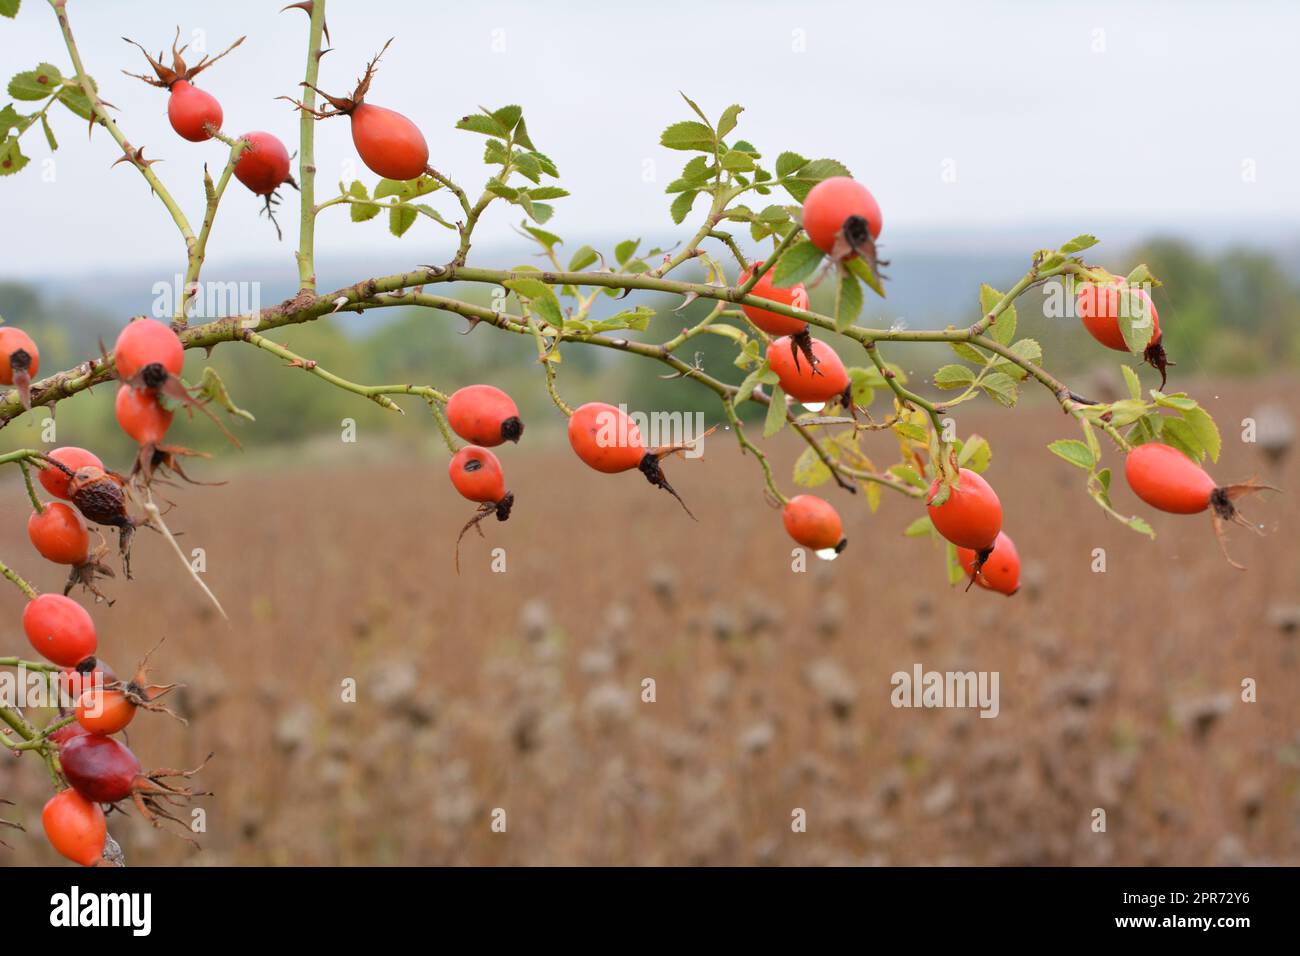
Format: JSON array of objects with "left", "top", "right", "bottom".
[
  {"left": 723, "top": 401, "right": 785, "bottom": 504},
  {"left": 0, "top": 657, "right": 60, "bottom": 672},
  {"left": 19, "top": 462, "right": 42, "bottom": 513},
  {"left": 525, "top": 315, "right": 573, "bottom": 416},
  {"left": 241, "top": 330, "right": 422, "bottom": 412},
  {"left": 178, "top": 137, "right": 251, "bottom": 326},
  {"left": 0, "top": 557, "right": 38, "bottom": 600},
  {"left": 0, "top": 703, "right": 59, "bottom": 789},
  {"left": 864, "top": 340, "right": 945, "bottom": 434},
  {"left": 0, "top": 256, "right": 1092, "bottom": 509},
  {"left": 427, "top": 398, "right": 461, "bottom": 454},
  {"left": 47, "top": 0, "right": 196, "bottom": 253},
  {"left": 295, "top": 0, "right": 327, "bottom": 292}
]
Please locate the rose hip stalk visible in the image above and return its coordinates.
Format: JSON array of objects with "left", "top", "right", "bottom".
[{"left": 122, "top": 28, "right": 245, "bottom": 143}]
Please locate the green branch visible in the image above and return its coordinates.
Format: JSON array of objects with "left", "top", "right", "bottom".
[{"left": 295, "top": 0, "right": 328, "bottom": 292}]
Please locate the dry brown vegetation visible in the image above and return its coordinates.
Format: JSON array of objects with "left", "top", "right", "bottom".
[{"left": 1, "top": 377, "right": 1297, "bottom": 866}]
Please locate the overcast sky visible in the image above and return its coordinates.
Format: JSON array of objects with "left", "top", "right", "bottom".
[{"left": 2, "top": 0, "right": 1297, "bottom": 278}]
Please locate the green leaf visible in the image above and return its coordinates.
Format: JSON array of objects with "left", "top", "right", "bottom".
[
  {"left": 347, "top": 181, "right": 380, "bottom": 222},
  {"left": 980, "top": 284, "right": 1017, "bottom": 344},
  {"left": 389, "top": 203, "right": 417, "bottom": 237},
  {"left": 511, "top": 150, "right": 543, "bottom": 183},
  {"left": 0, "top": 0, "right": 21, "bottom": 19},
  {"left": 1160, "top": 417, "right": 1203, "bottom": 462},
  {"left": 39, "top": 112, "right": 55, "bottom": 151},
  {"left": 592, "top": 305, "right": 655, "bottom": 333},
  {"left": 990, "top": 337, "right": 1041, "bottom": 381},
  {"left": 524, "top": 185, "right": 568, "bottom": 200},
  {"left": 979, "top": 372, "right": 1018, "bottom": 407},
  {"left": 775, "top": 151, "right": 808, "bottom": 177},
  {"left": 928, "top": 481, "right": 952, "bottom": 508},
  {"left": 505, "top": 278, "right": 564, "bottom": 328},
  {"left": 945, "top": 542, "right": 966, "bottom": 586},
  {"left": 1121, "top": 363, "right": 1142, "bottom": 401},
  {"left": 793, "top": 444, "right": 832, "bottom": 488},
  {"left": 1180, "top": 404, "right": 1221, "bottom": 463},
  {"left": 949, "top": 340, "right": 987, "bottom": 364},
  {"left": 614, "top": 238, "right": 640, "bottom": 266},
  {"left": 847, "top": 367, "right": 876, "bottom": 407},
  {"left": 957, "top": 435, "right": 992, "bottom": 472},
  {"left": 1127, "top": 516, "right": 1156, "bottom": 539},
  {"left": 1047, "top": 439, "right": 1094, "bottom": 470},
  {"left": 0, "top": 103, "right": 23, "bottom": 138},
  {"left": 733, "top": 361, "right": 779, "bottom": 409},
  {"left": 889, "top": 464, "right": 927, "bottom": 489},
  {"left": 716, "top": 104, "right": 743, "bottom": 139},
  {"left": 720, "top": 149, "right": 755, "bottom": 172},
  {"left": 892, "top": 420, "right": 928, "bottom": 444},
  {"left": 522, "top": 223, "right": 562, "bottom": 251},
  {"left": 781, "top": 157, "right": 851, "bottom": 202},
  {"left": 933, "top": 364, "right": 976, "bottom": 390},
  {"left": 412, "top": 204, "right": 455, "bottom": 229},
  {"left": 670, "top": 189, "right": 699, "bottom": 225},
  {"left": 457, "top": 112, "right": 508, "bottom": 138},
  {"left": 56, "top": 85, "right": 94, "bottom": 121},
  {"left": 1151, "top": 390, "right": 1197, "bottom": 412},
  {"left": 844, "top": 255, "right": 885, "bottom": 299},
  {"left": 771, "top": 239, "right": 823, "bottom": 288},
  {"left": 528, "top": 150, "right": 559, "bottom": 178},
  {"left": 660, "top": 120, "right": 715, "bottom": 152},
  {"left": 568, "top": 245, "right": 598, "bottom": 271},
  {"left": 374, "top": 174, "right": 440, "bottom": 201},
  {"left": 1126, "top": 263, "right": 1158, "bottom": 287},
  {"left": 484, "top": 177, "right": 517, "bottom": 200},
  {"left": 834, "top": 269, "right": 862, "bottom": 331},
  {"left": 904, "top": 515, "right": 934, "bottom": 537},
  {"left": 1102, "top": 399, "right": 1151, "bottom": 428},
  {"left": 1116, "top": 285, "right": 1156, "bottom": 352},
  {"left": 8, "top": 64, "right": 60, "bottom": 101},
  {"left": 1059, "top": 234, "right": 1098, "bottom": 254},
  {"left": 0, "top": 135, "right": 28, "bottom": 176},
  {"left": 763, "top": 384, "right": 788, "bottom": 437},
  {"left": 492, "top": 104, "right": 523, "bottom": 133},
  {"left": 509, "top": 114, "right": 537, "bottom": 148}
]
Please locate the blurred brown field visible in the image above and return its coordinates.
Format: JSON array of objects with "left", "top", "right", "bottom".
[{"left": 1, "top": 376, "right": 1297, "bottom": 866}]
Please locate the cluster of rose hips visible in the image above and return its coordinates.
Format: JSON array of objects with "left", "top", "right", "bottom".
[
  {"left": 128, "top": 26, "right": 439, "bottom": 228},
  {"left": 9, "top": 317, "right": 215, "bottom": 593},
  {"left": 1, "top": 317, "right": 217, "bottom": 864},
  {"left": 445, "top": 386, "right": 712, "bottom": 567},
  {"left": 22, "top": 587, "right": 199, "bottom": 867},
  {"left": 124, "top": 30, "right": 294, "bottom": 221},
  {"left": 734, "top": 175, "right": 1264, "bottom": 589}
]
